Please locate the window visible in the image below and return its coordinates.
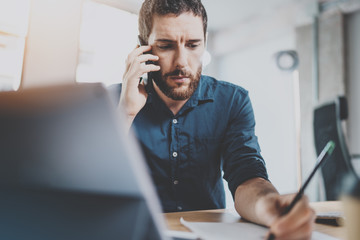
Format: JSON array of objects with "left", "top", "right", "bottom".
[
  {"left": 76, "top": 1, "right": 138, "bottom": 86},
  {"left": 0, "top": 0, "right": 30, "bottom": 91}
]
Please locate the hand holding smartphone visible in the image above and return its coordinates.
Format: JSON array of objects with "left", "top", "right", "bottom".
[
  {"left": 119, "top": 36, "right": 160, "bottom": 129},
  {"left": 137, "top": 35, "right": 158, "bottom": 84}
]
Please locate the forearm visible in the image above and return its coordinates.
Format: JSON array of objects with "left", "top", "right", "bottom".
[
  {"left": 123, "top": 114, "right": 136, "bottom": 131},
  {"left": 234, "top": 177, "right": 279, "bottom": 226},
  {"left": 117, "top": 98, "right": 134, "bottom": 131}
]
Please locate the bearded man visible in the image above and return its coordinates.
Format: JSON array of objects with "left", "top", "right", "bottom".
[{"left": 118, "top": 0, "right": 315, "bottom": 239}]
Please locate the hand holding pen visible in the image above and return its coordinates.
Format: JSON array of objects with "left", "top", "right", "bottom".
[{"left": 267, "top": 141, "right": 335, "bottom": 240}]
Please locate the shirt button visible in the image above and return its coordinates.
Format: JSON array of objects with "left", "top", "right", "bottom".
[
  {"left": 177, "top": 206, "right": 183, "bottom": 211},
  {"left": 172, "top": 152, "right": 178, "bottom": 158},
  {"left": 173, "top": 180, "right": 179, "bottom": 185},
  {"left": 172, "top": 119, "right": 178, "bottom": 124}
]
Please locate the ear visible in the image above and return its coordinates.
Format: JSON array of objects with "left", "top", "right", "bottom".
[
  {"left": 138, "top": 35, "right": 147, "bottom": 46},
  {"left": 205, "top": 32, "right": 209, "bottom": 48}
]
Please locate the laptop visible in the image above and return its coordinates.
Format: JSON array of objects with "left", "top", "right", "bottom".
[{"left": 0, "top": 83, "right": 170, "bottom": 240}]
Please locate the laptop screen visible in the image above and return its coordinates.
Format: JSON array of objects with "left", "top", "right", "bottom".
[{"left": 0, "top": 83, "right": 168, "bottom": 240}]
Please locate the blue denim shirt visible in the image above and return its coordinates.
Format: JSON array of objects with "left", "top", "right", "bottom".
[
  {"left": 124, "top": 75, "right": 268, "bottom": 212},
  {"left": 110, "top": 75, "right": 268, "bottom": 212}
]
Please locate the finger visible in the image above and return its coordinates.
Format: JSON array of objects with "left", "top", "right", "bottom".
[
  {"left": 123, "top": 54, "right": 160, "bottom": 82},
  {"left": 125, "top": 46, "right": 155, "bottom": 73},
  {"left": 142, "top": 64, "right": 161, "bottom": 74},
  {"left": 277, "top": 194, "right": 309, "bottom": 215},
  {"left": 125, "top": 44, "right": 141, "bottom": 71},
  {"left": 277, "top": 193, "right": 298, "bottom": 210},
  {"left": 137, "top": 54, "right": 159, "bottom": 64},
  {"left": 277, "top": 201, "right": 313, "bottom": 233},
  {"left": 132, "top": 61, "right": 160, "bottom": 75},
  {"left": 270, "top": 198, "right": 315, "bottom": 237},
  {"left": 128, "top": 45, "right": 153, "bottom": 61},
  {"left": 266, "top": 217, "right": 314, "bottom": 240},
  {"left": 123, "top": 63, "right": 160, "bottom": 86}
]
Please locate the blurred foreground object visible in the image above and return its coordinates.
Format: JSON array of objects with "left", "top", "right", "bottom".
[
  {"left": 0, "top": 83, "right": 166, "bottom": 240},
  {"left": 342, "top": 175, "right": 360, "bottom": 240}
]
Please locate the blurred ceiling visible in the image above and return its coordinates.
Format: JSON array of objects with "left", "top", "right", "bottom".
[
  {"left": 96, "top": 0, "right": 360, "bottom": 31},
  {"left": 201, "top": 0, "right": 302, "bottom": 31},
  {"left": 96, "top": 0, "right": 312, "bottom": 31}
]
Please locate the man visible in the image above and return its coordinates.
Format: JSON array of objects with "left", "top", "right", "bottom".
[{"left": 119, "top": 0, "right": 315, "bottom": 239}]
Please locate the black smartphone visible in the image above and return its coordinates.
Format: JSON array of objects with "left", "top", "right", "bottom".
[{"left": 138, "top": 35, "right": 154, "bottom": 83}]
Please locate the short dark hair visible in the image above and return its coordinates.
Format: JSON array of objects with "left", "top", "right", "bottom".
[{"left": 138, "top": 0, "right": 208, "bottom": 45}]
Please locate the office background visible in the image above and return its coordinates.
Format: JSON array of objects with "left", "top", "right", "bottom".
[{"left": 0, "top": 0, "right": 359, "bottom": 208}]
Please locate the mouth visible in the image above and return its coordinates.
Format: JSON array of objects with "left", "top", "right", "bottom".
[{"left": 169, "top": 76, "right": 190, "bottom": 83}]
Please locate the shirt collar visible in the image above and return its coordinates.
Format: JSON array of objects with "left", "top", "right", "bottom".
[
  {"left": 144, "top": 79, "right": 155, "bottom": 104},
  {"left": 191, "top": 75, "right": 214, "bottom": 103}
]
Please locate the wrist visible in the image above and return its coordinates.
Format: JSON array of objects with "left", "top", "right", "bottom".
[
  {"left": 234, "top": 178, "right": 279, "bottom": 226},
  {"left": 119, "top": 97, "right": 139, "bottom": 117},
  {"left": 254, "top": 192, "right": 279, "bottom": 227}
]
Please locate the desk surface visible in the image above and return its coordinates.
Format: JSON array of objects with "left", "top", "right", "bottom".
[{"left": 164, "top": 201, "right": 346, "bottom": 239}]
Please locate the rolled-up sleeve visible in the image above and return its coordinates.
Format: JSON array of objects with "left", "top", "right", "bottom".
[{"left": 222, "top": 89, "right": 269, "bottom": 198}]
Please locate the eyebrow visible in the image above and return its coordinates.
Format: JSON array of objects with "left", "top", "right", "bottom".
[{"left": 155, "top": 39, "right": 202, "bottom": 43}]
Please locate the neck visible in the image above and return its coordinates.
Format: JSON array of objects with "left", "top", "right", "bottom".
[{"left": 153, "top": 81, "right": 189, "bottom": 116}]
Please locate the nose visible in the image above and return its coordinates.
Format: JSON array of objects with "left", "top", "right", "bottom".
[{"left": 174, "top": 46, "right": 188, "bottom": 69}]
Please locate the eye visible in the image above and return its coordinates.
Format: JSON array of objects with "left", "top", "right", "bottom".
[
  {"left": 157, "top": 45, "right": 173, "bottom": 50},
  {"left": 187, "top": 43, "right": 200, "bottom": 49}
]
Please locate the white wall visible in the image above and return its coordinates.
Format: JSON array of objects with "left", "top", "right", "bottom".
[
  {"left": 21, "top": 0, "right": 84, "bottom": 88},
  {"left": 346, "top": 10, "right": 360, "bottom": 158},
  {"left": 217, "top": 33, "right": 298, "bottom": 195}
]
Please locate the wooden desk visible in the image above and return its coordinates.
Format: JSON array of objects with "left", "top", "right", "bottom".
[{"left": 164, "top": 201, "right": 346, "bottom": 239}]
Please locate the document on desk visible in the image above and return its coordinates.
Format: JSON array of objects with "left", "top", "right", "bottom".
[{"left": 180, "top": 218, "right": 339, "bottom": 240}]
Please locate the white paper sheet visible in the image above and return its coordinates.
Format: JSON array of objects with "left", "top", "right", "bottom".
[
  {"left": 180, "top": 218, "right": 340, "bottom": 240},
  {"left": 164, "top": 230, "right": 199, "bottom": 239}
]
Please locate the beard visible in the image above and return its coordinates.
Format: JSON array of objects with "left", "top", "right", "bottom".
[{"left": 151, "top": 66, "right": 202, "bottom": 101}]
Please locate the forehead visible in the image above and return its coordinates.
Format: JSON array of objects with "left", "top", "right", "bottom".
[{"left": 150, "top": 12, "right": 204, "bottom": 39}]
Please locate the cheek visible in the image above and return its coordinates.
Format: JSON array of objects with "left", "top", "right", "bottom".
[
  {"left": 189, "top": 54, "right": 203, "bottom": 69},
  {"left": 156, "top": 54, "right": 172, "bottom": 71}
]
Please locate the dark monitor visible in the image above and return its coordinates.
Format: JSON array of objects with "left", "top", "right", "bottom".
[
  {"left": 314, "top": 96, "right": 359, "bottom": 200},
  {"left": 0, "top": 84, "right": 167, "bottom": 240}
]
